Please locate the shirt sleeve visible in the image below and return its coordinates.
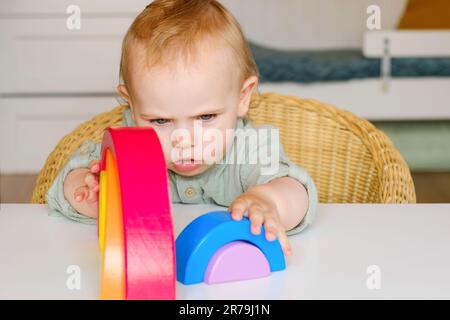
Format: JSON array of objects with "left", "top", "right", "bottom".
[
  {"left": 45, "top": 140, "right": 101, "bottom": 224},
  {"left": 239, "top": 124, "right": 318, "bottom": 236}
]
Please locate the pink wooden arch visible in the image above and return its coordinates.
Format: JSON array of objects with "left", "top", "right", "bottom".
[{"left": 99, "top": 127, "right": 175, "bottom": 299}]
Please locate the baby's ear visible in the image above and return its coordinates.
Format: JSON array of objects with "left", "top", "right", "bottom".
[
  {"left": 237, "top": 76, "right": 258, "bottom": 117},
  {"left": 117, "top": 84, "right": 131, "bottom": 104},
  {"left": 117, "top": 84, "right": 137, "bottom": 123}
]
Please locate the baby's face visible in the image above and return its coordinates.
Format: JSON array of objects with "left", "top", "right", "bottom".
[{"left": 123, "top": 39, "right": 255, "bottom": 177}]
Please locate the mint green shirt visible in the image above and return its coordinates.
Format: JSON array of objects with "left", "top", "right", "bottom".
[{"left": 46, "top": 107, "right": 317, "bottom": 235}]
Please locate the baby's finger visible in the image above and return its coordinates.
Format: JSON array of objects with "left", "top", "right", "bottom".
[
  {"left": 263, "top": 216, "right": 279, "bottom": 242},
  {"left": 85, "top": 172, "right": 99, "bottom": 190},
  {"left": 277, "top": 230, "right": 292, "bottom": 256},
  {"left": 247, "top": 205, "right": 264, "bottom": 235},
  {"left": 228, "top": 197, "right": 248, "bottom": 221},
  {"left": 74, "top": 185, "right": 88, "bottom": 202},
  {"left": 86, "top": 187, "right": 99, "bottom": 204},
  {"left": 89, "top": 160, "right": 100, "bottom": 173}
]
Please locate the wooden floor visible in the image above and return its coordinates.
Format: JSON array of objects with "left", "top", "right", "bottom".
[
  {"left": 1, "top": 172, "right": 449, "bottom": 204},
  {"left": 411, "top": 172, "right": 450, "bottom": 203},
  {"left": 1, "top": 174, "right": 38, "bottom": 203}
]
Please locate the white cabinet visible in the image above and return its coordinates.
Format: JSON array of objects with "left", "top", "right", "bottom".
[
  {"left": 0, "top": 97, "right": 118, "bottom": 173},
  {"left": 0, "top": 1, "right": 148, "bottom": 173}
]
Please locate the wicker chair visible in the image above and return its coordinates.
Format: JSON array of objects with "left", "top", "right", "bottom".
[{"left": 31, "top": 92, "right": 416, "bottom": 204}]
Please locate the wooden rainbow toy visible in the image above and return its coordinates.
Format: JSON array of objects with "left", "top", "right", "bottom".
[{"left": 98, "top": 127, "right": 286, "bottom": 300}]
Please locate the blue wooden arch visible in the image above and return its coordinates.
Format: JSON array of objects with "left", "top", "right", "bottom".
[{"left": 175, "top": 211, "right": 286, "bottom": 285}]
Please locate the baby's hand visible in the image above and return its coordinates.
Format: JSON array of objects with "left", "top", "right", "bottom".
[
  {"left": 63, "top": 160, "right": 100, "bottom": 218},
  {"left": 228, "top": 190, "right": 292, "bottom": 256}
]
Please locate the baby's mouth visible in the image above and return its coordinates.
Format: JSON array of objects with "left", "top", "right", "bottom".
[
  {"left": 175, "top": 158, "right": 202, "bottom": 164},
  {"left": 172, "top": 158, "right": 203, "bottom": 173}
]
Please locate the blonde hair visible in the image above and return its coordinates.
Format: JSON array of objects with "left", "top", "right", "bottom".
[{"left": 119, "top": 0, "right": 259, "bottom": 93}]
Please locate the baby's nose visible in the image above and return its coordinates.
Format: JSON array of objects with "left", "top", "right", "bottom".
[
  {"left": 173, "top": 135, "right": 191, "bottom": 149},
  {"left": 172, "top": 129, "right": 197, "bottom": 149}
]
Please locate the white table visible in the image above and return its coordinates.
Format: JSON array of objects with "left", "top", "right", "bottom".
[{"left": 0, "top": 203, "right": 449, "bottom": 300}]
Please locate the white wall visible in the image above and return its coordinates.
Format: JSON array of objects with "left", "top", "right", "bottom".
[{"left": 222, "top": 0, "right": 407, "bottom": 49}]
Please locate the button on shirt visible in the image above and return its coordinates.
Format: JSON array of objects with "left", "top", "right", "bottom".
[
  {"left": 46, "top": 107, "right": 318, "bottom": 235},
  {"left": 185, "top": 187, "right": 196, "bottom": 198}
]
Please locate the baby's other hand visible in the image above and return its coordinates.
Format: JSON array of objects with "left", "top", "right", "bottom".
[
  {"left": 64, "top": 160, "right": 100, "bottom": 218},
  {"left": 74, "top": 160, "right": 100, "bottom": 203},
  {"left": 228, "top": 189, "right": 292, "bottom": 256}
]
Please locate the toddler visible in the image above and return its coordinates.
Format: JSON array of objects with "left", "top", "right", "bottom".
[{"left": 46, "top": 0, "right": 318, "bottom": 256}]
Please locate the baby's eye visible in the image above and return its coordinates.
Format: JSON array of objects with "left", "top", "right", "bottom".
[
  {"left": 199, "top": 114, "right": 216, "bottom": 121},
  {"left": 150, "top": 119, "right": 170, "bottom": 125}
]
